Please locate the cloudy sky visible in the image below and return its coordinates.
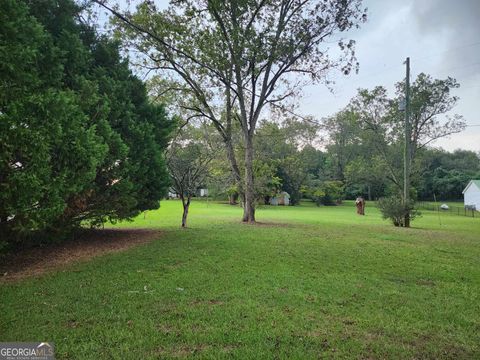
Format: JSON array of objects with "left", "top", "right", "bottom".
[
  {"left": 301, "top": 0, "right": 480, "bottom": 152},
  {"left": 98, "top": 0, "right": 479, "bottom": 152}
]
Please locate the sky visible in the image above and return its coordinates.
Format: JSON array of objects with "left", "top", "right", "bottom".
[
  {"left": 301, "top": 0, "right": 480, "bottom": 152},
  {"left": 96, "top": 0, "right": 480, "bottom": 152}
]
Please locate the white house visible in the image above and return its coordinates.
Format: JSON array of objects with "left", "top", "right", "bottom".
[{"left": 463, "top": 180, "right": 480, "bottom": 211}]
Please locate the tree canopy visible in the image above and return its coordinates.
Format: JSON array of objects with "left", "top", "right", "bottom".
[
  {"left": 0, "top": 0, "right": 174, "bottom": 244},
  {"left": 97, "top": 0, "right": 367, "bottom": 222}
]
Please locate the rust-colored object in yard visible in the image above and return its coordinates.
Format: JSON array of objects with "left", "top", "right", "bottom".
[{"left": 355, "top": 197, "right": 365, "bottom": 215}]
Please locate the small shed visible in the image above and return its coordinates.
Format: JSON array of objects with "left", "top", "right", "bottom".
[
  {"left": 269, "top": 192, "right": 290, "bottom": 206},
  {"left": 463, "top": 180, "right": 480, "bottom": 211},
  {"left": 198, "top": 188, "right": 208, "bottom": 197}
]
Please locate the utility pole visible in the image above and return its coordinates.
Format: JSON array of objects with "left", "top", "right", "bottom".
[{"left": 404, "top": 57, "right": 411, "bottom": 227}]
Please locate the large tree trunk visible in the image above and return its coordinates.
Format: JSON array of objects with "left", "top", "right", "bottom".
[
  {"left": 243, "top": 134, "right": 255, "bottom": 223},
  {"left": 224, "top": 83, "right": 245, "bottom": 209},
  {"left": 181, "top": 196, "right": 191, "bottom": 228},
  {"left": 224, "top": 137, "right": 244, "bottom": 206},
  {"left": 225, "top": 139, "right": 241, "bottom": 183}
]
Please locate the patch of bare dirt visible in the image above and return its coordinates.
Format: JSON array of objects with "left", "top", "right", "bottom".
[{"left": 0, "top": 228, "right": 162, "bottom": 282}]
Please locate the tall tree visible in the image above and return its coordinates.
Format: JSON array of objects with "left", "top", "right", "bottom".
[
  {"left": 349, "top": 74, "right": 466, "bottom": 226},
  {"left": 323, "top": 110, "right": 362, "bottom": 180},
  {"left": 0, "top": 0, "right": 106, "bottom": 239},
  {"left": 30, "top": 0, "right": 176, "bottom": 228},
  {"left": 393, "top": 73, "right": 466, "bottom": 159},
  {"left": 0, "top": 0, "right": 174, "bottom": 243},
  {"left": 96, "top": 0, "right": 366, "bottom": 222},
  {"left": 349, "top": 87, "right": 403, "bottom": 190}
]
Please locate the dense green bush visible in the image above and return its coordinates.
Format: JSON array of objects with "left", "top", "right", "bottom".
[
  {"left": 310, "top": 189, "right": 326, "bottom": 206},
  {"left": 0, "top": 0, "right": 174, "bottom": 245},
  {"left": 377, "top": 197, "right": 419, "bottom": 227}
]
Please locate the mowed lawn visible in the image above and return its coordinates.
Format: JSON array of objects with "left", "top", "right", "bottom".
[{"left": 1, "top": 200, "right": 480, "bottom": 359}]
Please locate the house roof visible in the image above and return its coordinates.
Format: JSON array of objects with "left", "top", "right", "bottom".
[{"left": 462, "top": 180, "right": 480, "bottom": 194}]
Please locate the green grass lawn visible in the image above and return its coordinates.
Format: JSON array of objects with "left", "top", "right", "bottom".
[{"left": 1, "top": 200, "right": 479, "bottom": 359}]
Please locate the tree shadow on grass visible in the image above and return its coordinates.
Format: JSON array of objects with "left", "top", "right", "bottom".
[{"left": 0, "top": 228, "right": 162, "bottom": 282}]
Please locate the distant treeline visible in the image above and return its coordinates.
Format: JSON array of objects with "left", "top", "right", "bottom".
[{"left": 205, "top": 119, "right": 479, "bottom": 205}]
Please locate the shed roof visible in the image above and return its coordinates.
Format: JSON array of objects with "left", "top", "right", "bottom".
[{"left": 462, "top": 180, "right": 480, "bottom": 194}]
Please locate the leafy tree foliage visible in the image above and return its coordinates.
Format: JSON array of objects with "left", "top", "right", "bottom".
[
  {"left": 377, "top": 197, "right": 419, "bottom": 227},
  {"left": 0, "top": 0, "right": 174, "bottom": 244},
  {"left": 417, "top": 149, "right": 480, "bottom": 200},
  {"left": 98, "top": 0, "right": 367, "bottom": 222},
  {"left": 167, "top": 125, "right": 214, "bottom": 227},
  {"left": 254, "top": 119, "right": 324, "bottom": 205},
  {"left": 178, "top": 72, "right": 472, "bottom": 210},
  {"left": 326, "top": 74, "right": 466, "bottom": 204},
  {"left": 323, "top": 110, "right": 362, "bottom": 180},
  {"left": 306, "top": 180, "right": 345, "bottom": 206},
  {"left": 0, "top": 0, "right": 105, "bottom": 239}
]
